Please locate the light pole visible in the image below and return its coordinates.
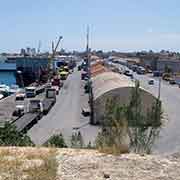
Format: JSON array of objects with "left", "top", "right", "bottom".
[{"left": 158, "top": 76, "right": 161, "bottom": 100}]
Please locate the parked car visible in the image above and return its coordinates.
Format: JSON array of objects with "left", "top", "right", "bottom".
[
  {"left": 169, "top": 79, "right": 176, "bottom": 85},
  {"left": 124, "top": 70, "right": 133, "bottom": 77},
  {"left": 81, "top": 72, "right": 88, "bottom": 80},
  {"left": 148, "top": 79, "right": 154, "bottom": 85},
  {"left": 25, "top": 87, "right": 37, "bottom": 98},
  {"left": 13, "top": 105, "right": 24, "bottom": 117},
  {"left": 82, "top": 107, "right": 90, "bottom": 116},
  {"left": 78, "top": 65, "right": 82, "bottom": 71}
]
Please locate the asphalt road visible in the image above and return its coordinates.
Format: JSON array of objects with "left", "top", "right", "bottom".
[
  {"left": 134, "top": 73, "right": 180, "bottom": 154},
  {"left": 28, "top": 68, "right": 99, "bottom": 146}
]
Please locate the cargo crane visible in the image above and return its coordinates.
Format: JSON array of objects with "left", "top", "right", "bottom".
[
  {"left": 52, "top": 36, "right": 63, "bottom": 58},
  {"left": 48, "top": 36, "right": 63, "bottom": 81}
]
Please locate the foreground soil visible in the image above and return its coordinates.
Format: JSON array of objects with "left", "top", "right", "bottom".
[{"left": 0, "top": 147, "right": 180, "bottom": 180}]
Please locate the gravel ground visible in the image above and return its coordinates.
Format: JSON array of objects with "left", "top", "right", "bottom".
[{"left": 56, "top": 149, "right": 180, "bottom": 180}]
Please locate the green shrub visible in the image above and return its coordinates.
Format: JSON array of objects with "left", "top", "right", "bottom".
[
  {"left": 71, "top": 131, "right": 84, "bottom": 148},
  {"left": 96, "top": 80, "right": 163, "bottom": 154},
  {"left": 0, "top": 122, "right": 34, "bottom": 146},
  {"left": 44, "top": 134, "right": 67, "bottom": 148}
]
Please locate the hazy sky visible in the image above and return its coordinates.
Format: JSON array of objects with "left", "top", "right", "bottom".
[{"left": 0, "top": 0, "right": 180, "bottom": 52}]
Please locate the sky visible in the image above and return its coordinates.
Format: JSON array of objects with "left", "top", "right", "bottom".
[{"left": 0, "top": 0, "right": 180, "bottom": 52}]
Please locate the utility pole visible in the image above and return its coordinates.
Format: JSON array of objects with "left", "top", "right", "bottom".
[
  {"left": 86, "top": 25, "right": 89, "bottom": 55},
  {"left": 158, "top": 76, "right": 161, "bottom": 100},
  {"left": 86, "top": 25, "right": 90, "bottom": 76},
  {"left": 86, "top": 25, "right": 93, "bottom": 124}
]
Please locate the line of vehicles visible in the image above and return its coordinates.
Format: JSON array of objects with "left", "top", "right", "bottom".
[
  {"left": 109, "top": 59, "right": 180, "bottom": 87},
  {"left": 78, "top": 61, "right": 91, "bottom": 117},
  {"left": 13, "top": 87, "right": 57, "bottom": 133},
  {"left": 13, "top": 85, "right": 58, "bottom": 132},
  {"left": 12, "top": 63, "right": 74, "bottom": 133}
]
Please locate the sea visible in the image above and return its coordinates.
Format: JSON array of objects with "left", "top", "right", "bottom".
[
  {"left": 0, "top": 63, "right": 16, "bottom": 86},
  {"left": 0, "top": 71, "right": 16, "bottom": 86}
]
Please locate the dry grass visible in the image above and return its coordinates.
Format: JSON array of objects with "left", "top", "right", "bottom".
[
  {"left": 0, "top": 147, "right": 58, "bottom": 180},
  {"left": 97, "top": 144, "right": 129, "bottom": 155}
]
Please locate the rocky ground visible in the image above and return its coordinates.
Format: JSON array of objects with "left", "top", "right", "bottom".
[
  {"left": 0, "top": 147, "right": 180, "bottom": 180},
  {"left": 56, "top": 149, "right": 180, "bottom": 180}
]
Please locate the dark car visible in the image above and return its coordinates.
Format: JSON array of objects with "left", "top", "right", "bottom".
[
  {"left": 81, "top": 72, "right": 88, "bottom": 80},
  {"left": 169, "top": 79, "right": 176, "bottom": 85},
  {"left": 78, "top": 65, "right": 81, "bottom": 71},
  {"left": 148, "top": 79, "right": 154, "bottom": 85},
  {"left": 82, "top": 108, "right": 90, "bottom": 116}
]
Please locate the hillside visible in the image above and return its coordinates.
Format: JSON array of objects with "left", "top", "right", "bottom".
[{"left": 0, "top": 147, "right": 180, "bottom": 180}]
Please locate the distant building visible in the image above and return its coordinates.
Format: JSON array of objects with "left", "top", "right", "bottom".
[
  {"left": 16, "top": 57, "right": 49, "bottom": 86},
  {"left": 20, "top": 48, "right": 26, "bottom": 56},
  {"left": 31, "top": 48, "right": 36, "bottom": 56},
  {"left": 26, "top": 47, "right": 31, "bottom": 55},
  {"left": 140, "top": 56, "right": 180, "bottom": 73},
  {"left": 156, "top": 58, "right": 180, "bottom": 73}
]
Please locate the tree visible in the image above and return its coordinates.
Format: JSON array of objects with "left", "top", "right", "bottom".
[
  {"left": 126, "top": 81, "right": 162, "bottom": 153},
  {"left": 0, "top": 122, "right": 34, "bottom": 146},
  {"left": 44, "top": 134, "right": 67, "bottom": 148},
  {"left": 71, "top": 131, "right": 84, "bottom": 148},
  {"left": 96, "top": 80, "right": 163, "bottom": 154},
  {"left": 96, "top": 98, "right": 129, "bottom": 154},
  {"left": 164, "top": 65, "right": 172, "bottom": 73}
]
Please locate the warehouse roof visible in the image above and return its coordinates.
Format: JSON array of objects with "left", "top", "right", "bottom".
[
  {"left": 90, "top": 61, "right": 109, "bottom": 77},
  {"left": 91, "top": 71, "right": 134, "bottom": 100}
]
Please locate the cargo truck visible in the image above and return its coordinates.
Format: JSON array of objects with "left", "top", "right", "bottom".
[{"left": 13, "top": 88, "right": 57, "bottom": 132}]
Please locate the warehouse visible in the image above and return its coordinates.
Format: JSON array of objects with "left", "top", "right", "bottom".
[
  {"left": 16, "top": 57, "right": 49, "bottom": 86},
  {"left": 91, "top": 71, "right": 157, "bottom": 125}
]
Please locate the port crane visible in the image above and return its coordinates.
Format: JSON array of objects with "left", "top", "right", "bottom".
[
  {"left": 48, "top": 36, "right": 63, "bottom": 80},
  {"left": 52, "top": 36, "right": 63, "bottom": 58}
]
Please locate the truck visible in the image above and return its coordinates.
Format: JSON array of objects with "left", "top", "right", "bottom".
[
  {"left": 13, "top": 99, "right": 43, "bottom": 133},
  {"left": 13, "top": 88, "right": 57, "bottom": 132},
  {"left": 43, "top": 88, "right": 56, "bottom": 114},
  {"left": 13, "top": 93, "right": 26, "bottom": 117}
]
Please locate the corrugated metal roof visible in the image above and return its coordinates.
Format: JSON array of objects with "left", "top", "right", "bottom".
[
  {"left": 91, "top": 72, "right": 134, "bottom": 100},
  {"left": 90, "top": 61, "right": 108, "bottom": 77}
]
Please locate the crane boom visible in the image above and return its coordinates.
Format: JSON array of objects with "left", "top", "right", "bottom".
[
  {"left": 47, "top": 36, "right": 63, "bottom": 81},
  {"left": 53, "top": 36, "right": 63, "bottom": 57},
  {"left": 52, "top": 41, "right": 55, "bottom": 55}
]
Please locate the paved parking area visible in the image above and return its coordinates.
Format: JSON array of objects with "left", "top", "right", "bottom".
[{"left": 28, "top": 68, "right": 99, "bottom": 146}]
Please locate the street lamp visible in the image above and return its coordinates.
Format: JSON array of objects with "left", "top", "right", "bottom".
[{"left": 158, "top": 76, "right": 161, "bottom": 100}]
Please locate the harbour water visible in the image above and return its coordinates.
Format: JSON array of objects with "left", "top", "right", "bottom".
[
  {"left": 0, "top": 71, "right": 16, "bottom": 86},
  {"left": 0, "top": 62, "right": 16, "bottom": 86}
]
